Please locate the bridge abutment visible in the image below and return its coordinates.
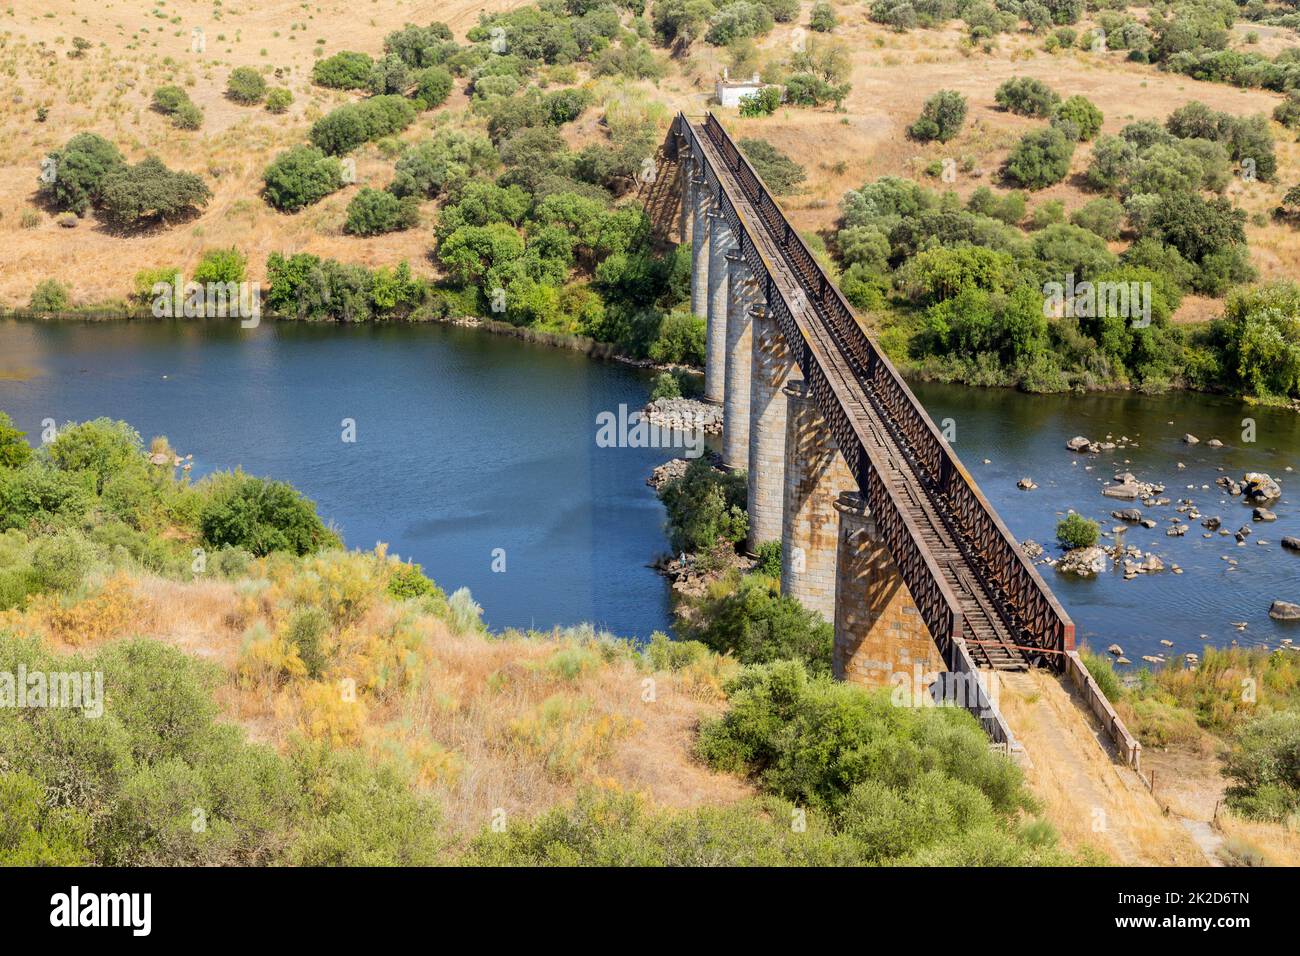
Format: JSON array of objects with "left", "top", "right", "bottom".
[
  {"left": 745, "top": 306, "right": 794, "bottom": 555},
  {"left": 722, "top": 253, "right": 761, "bottom": 471},
  {"left": 704, "top": 210, "right": 734, "bottom": 406},
  {"left": 832, "top": 492, "right": 942, "bottom": 687},
  {"left": 780, "top": 379, "right": 855, "bottom": 623}
]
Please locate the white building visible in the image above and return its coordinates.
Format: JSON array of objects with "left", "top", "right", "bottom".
[{"left": 715, "top": 69, "right": 768, "bottom": 109}]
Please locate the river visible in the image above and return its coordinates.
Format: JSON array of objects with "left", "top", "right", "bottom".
[{"left": 1, "top": 318, "right": 1297, "bottom": 661}]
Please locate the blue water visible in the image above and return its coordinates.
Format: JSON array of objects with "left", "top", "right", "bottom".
[
  {"left": 2, "top": 317, "right": 1298, "bottom": 660},
  {"left": 0, "top": 318, "right": 679, "bottom": 638}
]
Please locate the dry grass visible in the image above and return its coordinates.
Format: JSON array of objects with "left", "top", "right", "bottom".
[
  {"left": 2, "top": 558, "right": 751, "bottom": 839},
  {"left": 999, "top": 668, "right": 1205, "bottom": 865},
  {"left": 0, "top": 0, "right": 534, "bottom": 304},
  {"left": 3, "top": 4, "right": 1294, "bottom": 316}
]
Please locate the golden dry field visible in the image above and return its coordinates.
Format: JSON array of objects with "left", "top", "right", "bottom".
[{"left": 1, "top": 2, "right": 1295, "bottom": 319}]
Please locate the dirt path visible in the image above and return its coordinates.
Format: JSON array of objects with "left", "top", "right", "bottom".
[{"left": 998, "top": 669, "right": 1206, "bottom": 865}]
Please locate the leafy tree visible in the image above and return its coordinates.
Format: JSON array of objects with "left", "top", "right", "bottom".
[
  {"left": 344, "top": 188, "right": 421, "bottom": 236},
  {"left": 1004, "top": 127, "right": 1074, "bottom": 189},
  {"left": 39, "top": 133, "right": 125, "bottom": 215},
  {"left": 383, "top": 21, "right": 456, "bottom": 68},
  {"left": 309, "top": 96, "right": 416, "bottom": 155},
  {"left": 1069, "top": 197, "right": 1124, "bottom": 241},
  {"left": 1213, "top": 282, "right": 1300, "bottom": 398},
  {"left": 198, "top": 471, "right": 337, "bottom": 556},
  {"left": 368, "top": 54, "right": 413, "bottom": 96},
  {"left": 1032, "top": 222, "right": 1116, "bottom": 280},
  {"left": 1051, "top": 95, "right": 1103, "bottom": 141},
  {"left": 437, "top": 223, "right": 527, "bottom": 284},
  {"left": 1144, "top": 192, "right": 1245, "bottom": 266},
  {"left": 653, "top": 0, "right": 719, "bottom": 45},
  {"left": 312, "top": 51, "right": 376, "bottom": 90},
  {"left": 706, "top": 2, "right": 775, "bottom": 45},
  {"left": 412, "top": 67, "right": 454, "bottom": 110},
  {"left": 262, "top": 146, "right": 345, "bottom": 212},
  {"left": 389, "top": 129, "right": 498, "bottom": 199},
  {"left": 226, "top": 67, "right": 268, "bottom": 104},
  {"left": 994, "top": 77, "right": 1060, "bottom": 117},
  {"left": 47, "top": 418, "right": 143, "bottom": 494},
  {"left": 28, "top": 280, "right": 71, "bottom": 313},
  {"left": 810, "top": 1, "right": 837, "bottom": 31},
  {"left": 1223, "top": 711, "right": 1300, "bottom": 821},
  {"left": 1084, "top": 135, "right": 1136, "bottom": 193},
  {"left": 657, "top": 458, "right": 748, "bottom": 553},
  {"left": 0, "top": 413, "right": 32, "bottom": 469},
  {"left": 738, "top": 86, "right": 781, "bottom": 116},
  {"left": 909, "top": 89, "right": 967, "bottom": 143},
  {"left": 738, "top": 138, "right": 806, "bottom": 193},
  {"left": 1274, "top": 92, "right": 1300, "bottom": 131},
  {"left": 193, "top": 247, "right": 247, "bottom": 285},
  {"left": 682, "top": 576, "right": 833, "bottom": 673},
  {"left": 265, "top": 88, "right": 293, "bottom": 114},
  {"left": 1056, "top": 513, "right": 1099, "bottom": 549},
  {"left": 98, "top": 157, "right": 212, "bottom": 225},
  {"left": 648, "top": 310, "right": 706, "bottom": 364}
]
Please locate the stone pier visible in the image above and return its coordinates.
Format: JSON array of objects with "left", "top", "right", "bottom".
[
  {"left": 832, "top": 491, "right": 942, "bottom": 687},
  {"left": 745, "top": 305, "right": 795, "bottom": 554},
  {"left": 722, "top": 252, "right": 762, "bottom": 471},
  {"left": 677, "top": 145, "right": 693, "bottom": 246},
  {"left": 780, "top": 379, "right": 855, "bottom": 623},
  {"left": 689, "top": 173, "right": 711, "bottom": 319},
  {"left": 704, "top": 211, "right": 734, "bottom": 406}
]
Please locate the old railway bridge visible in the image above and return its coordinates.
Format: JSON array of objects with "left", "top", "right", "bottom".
[{"left": 641, "top": 114, "right": 1139, "bottom": 760}]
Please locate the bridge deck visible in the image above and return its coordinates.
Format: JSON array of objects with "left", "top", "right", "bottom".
[{"left": 688, "top": 120, "right": 1028, "bottom": 670}]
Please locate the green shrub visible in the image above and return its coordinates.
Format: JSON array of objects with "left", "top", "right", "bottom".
[
  {"left": 1004, "top": 127, "right": 1074, "bottom": 189},
  {"left": 810, "top": 1, "right": 837, "bottom": 31},
  {"left": 657, "top": 458, "right": 748, "bottom": 554},
  {"left": 1223, "top": 711, "right": 1300, "bottom": 822},
  {"left": 387, "top": 560, "right": 441, "bottom": 601},
  {"left": 344, "top": 188, "right": 420, "bottom": 236},
  {"left": 1069, "top": 197, "right": 1125, "bottom": 240},
  {"left": 754, "top": 540, "right": 781, "bottom": 578},
  {"left": 198, "top": 470, "right": 337, "bottom": 556},
  {"left": 312, "top": 51, "right": 375, "bottom": 90},
  {"left": 309, "top": 96, "right": 417, "bottom": 155},
  {"left": 739, "top": 138, "right": 806, "bottom": 193},
  {"left": 648, "top": 311, "right": 705, "bottom": 365},
  {"left": 697, "top": 661, "right": 1037, "bottom": 831},
  {"left": 0, "top": 413, "right": 32, "bottom": 469},
  {"left": 680, "top": 575, "right": 832, "bottom": 673},
  {"left": 28, "top": 279, "right": 70, "bottom": 313},
  {"left": 39, "top": 132, "right": 125, "bottom": 214},
  {"left": 1055, "top": 513, "right": 1099, "bottom": 549},
  {"left": 909, "top": 89, "right": 967, "bottom": 143},
  {"left": 1052, "top": 94, "right": 1103, "bottom": 141},
  {"left": 226, "top": 67, "right": 268, "bottom": 104},
  {"left": 47, "top": 418, "right": 143, "bottom": 494},
  {"left": 30, "top": 531, "right": 94, "bottom": 593},
  {"left": 413, "top": 66, "right": 454, "bottom": 110},
  {"left": 649, "top": 371, "right": 682, "bottom": 400},
  {"left": 262, "top": 146, "right": 345, "bottom": 212},
  {"left": 265, "top": 88, "right": 293, "bottom": 114},
  {"left": 994, "top": 77, "right": 1060, "bottom": 117},
  {"left": 193, "top": 247, "right": 247, "bottom": 285}
]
